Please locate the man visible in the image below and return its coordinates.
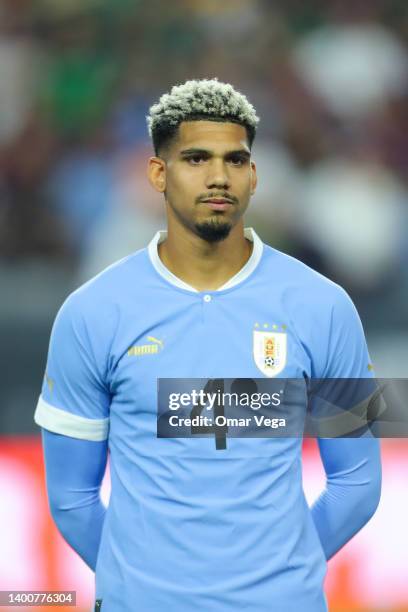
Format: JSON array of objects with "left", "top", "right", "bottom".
[{"left": 35, "top": 79, "right": 381, "bottom": 612}]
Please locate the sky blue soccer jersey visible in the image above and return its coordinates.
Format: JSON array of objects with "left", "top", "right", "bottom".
[{"left": 34, "top": 228, "right": 374, "bottom": 612}]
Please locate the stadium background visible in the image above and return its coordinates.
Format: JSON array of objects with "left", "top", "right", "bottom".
[{"left": 0, "top": 0, "right": 407, "bottom": 610}]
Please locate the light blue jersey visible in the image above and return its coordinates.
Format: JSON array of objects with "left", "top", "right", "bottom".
[{"left": 35, "top": 228, "right": 373, "bottom": 612}]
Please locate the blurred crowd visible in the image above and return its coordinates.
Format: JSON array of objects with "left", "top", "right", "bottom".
[{"left": 1, "top": 0, "right": 407, "bottom": 330}]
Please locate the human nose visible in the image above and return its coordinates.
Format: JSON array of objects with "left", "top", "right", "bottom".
[{"left": 205, "top": 159, "right": 231, "bottom": 190}]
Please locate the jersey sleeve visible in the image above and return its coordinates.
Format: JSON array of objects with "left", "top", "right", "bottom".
[
  {"left": 308, "top": 287, "right": 382, "bottom": 555},
  {"left": 318, "top": 287, "right": 373, "bottom": 379},
  {"left": 41, "top": 429, "right": 108, "bottom": 570},
  {"left": 34, "top": 293, "right": 111, "bottom": 441},
  {"left": 308, "top": 286, "right": 382, "bottom": 437},
  {"left": 311, "top": 435, "right": 381, "bottom": 559}
]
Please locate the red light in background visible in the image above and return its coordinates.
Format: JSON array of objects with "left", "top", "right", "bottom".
[{"left": 1, "top": 436, "right": 407, "bottom": 611}]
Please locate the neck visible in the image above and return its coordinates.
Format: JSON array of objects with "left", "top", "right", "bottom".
[{"left": 158, "top": 218, "right": 252, "bottom": 291}]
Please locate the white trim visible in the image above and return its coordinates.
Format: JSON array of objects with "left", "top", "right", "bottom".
[
  {"left": 34, "top": 396, "right": 109, "bottom": 442},
  {"left": 221, "top": 228, "right": 263, "bottom": 290},
  {"left": 147, "top": 227, "right": 263, "bottom": 292},
  {"left": 148, "top": 230, "right": 198, "bottom": 292}
]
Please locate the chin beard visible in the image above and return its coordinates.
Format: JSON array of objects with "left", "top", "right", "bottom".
[{"left": 194, "top": 218, "right": 232, "bottom": 243}]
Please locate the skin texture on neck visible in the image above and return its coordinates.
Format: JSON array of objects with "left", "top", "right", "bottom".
[
  {"left": 158, "top": 217, "right": 253, "bottom": 291},
  {"left": 147, "top": 120, "right": 257, "bottom": 291}
]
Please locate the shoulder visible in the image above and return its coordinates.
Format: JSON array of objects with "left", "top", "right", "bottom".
[
  {"left": 68, "top": 248, "right": 148, "bottom": 305},
  {"left": 261, "top": 244, "right": 354, "bottom": 314},
  {"left": 56, "top": 248, "right": 150, "bottom": 330}
]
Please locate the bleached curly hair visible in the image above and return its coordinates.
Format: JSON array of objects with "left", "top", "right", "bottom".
[{"left": 147, "top": 78, "right": 260, "bottom": 155}]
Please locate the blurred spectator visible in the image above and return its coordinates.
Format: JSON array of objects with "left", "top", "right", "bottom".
[
  {"left": 248, "top": 140, "right": 333, "bottom": 276},
  {"left": 38, "top": 6, "right": 120, "bottom": 141},
  {"left": 292, "top": 7, "right": 407, "bottom": 121},
  {"left": 188, "top": 0, "right": 262, "bottom": 43},
  {"left": 300, "top": 151, "right": 407, "bottom": 293},
  {"left": 373, "top": 98, "right": 408, "bottom": 185},
  {"left": 76, "top": 145, "right": 164, "bottom": 282},
  {"left": 0, "top": 3, "right": 41, "bottom": 146},
  {"left": 248, "top": 141, "right": 300, "bottom": 249},
  {"left": 45, "top": 134, "right": 115, "bottom": 257},
  {"left": 0, "top": 116, "right": 68, "bottom": 260}
]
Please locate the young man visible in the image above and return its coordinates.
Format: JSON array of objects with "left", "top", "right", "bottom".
[{"left": 35, "top": 79, "right": 381, "bottom": 612}]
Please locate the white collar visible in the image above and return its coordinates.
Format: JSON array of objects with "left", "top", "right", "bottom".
[{"left": 147, "top": 227, "right": 263, "bottom": 293}]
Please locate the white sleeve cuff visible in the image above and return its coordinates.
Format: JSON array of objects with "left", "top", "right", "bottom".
[{"left": 34, "top": 396, "right": 109, "bottom": 441}]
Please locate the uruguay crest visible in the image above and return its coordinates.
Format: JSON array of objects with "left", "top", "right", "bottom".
[{"left": 253, "top": 331, "right": 287, "bottom": 377}]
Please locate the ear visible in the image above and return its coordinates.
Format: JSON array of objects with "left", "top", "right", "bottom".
[
  {"left": 147, "top": 157, "right": 166, "bottom": 193},
  {"left": 250, "top": 160, "right": 257, "bottom": 195}
]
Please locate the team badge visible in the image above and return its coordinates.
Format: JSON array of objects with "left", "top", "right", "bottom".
[{"left": 253, "top": 331, "right": 287, "bottom": 377}]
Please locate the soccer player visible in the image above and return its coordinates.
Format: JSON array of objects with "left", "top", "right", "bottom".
[{"left": 35, "top": 79, "right": 381, "bottom": 612}]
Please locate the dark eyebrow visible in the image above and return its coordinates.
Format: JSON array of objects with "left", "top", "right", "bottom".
[
  {"left": 180, "top": 148, "right": 251, "bottom": 160},
  {"left": 225, "top": 150, "right": 251, "bottom": 161},
  {"left": 180, "top": 148, "right": 211, "bottom": 157}
]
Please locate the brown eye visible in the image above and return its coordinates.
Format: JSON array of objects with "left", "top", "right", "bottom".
[
  {"left": 228, "top": 155, "right": 246, "bottom": 166},
  {"left": 188, "top": 155, "right": 205, "bottom": 165}
]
